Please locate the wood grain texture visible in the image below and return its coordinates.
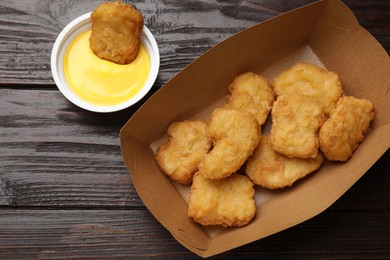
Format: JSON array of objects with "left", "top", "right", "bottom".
[
  {"left": 0, "top": 209, "right": 389, "bottom": 259},
  {"left": 0, "top": 89, "right": 142, "bottom": 207},
  {"left": 0, "top": 88, "right": 389, "bottom": 209},
  {"left": 0, "top": 0, "right": 389, "bottom": 258},
  {"left": 0, "top": 0, "right": 266, "bottom": 85},
  {"left": 1, "top": 0, "right": 388, "bottom": 85}
]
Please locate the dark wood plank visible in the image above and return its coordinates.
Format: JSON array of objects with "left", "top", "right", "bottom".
[
  {"left": 343, "top": 0, "right": 390, "bottom": 52},
  {"left": 0, "top": 0, "right": 272, "bottom": 85},
  {"left": 0, "top": 209, "right": 388, "bottom": 259},
  {"left": 0, "top": 88, "right": 389, "bottom": 209},
  {"left": 330, "top": 149, "right": 390, "bottom": 211},
  {"left": 0, "top": 0, "right": 389, "bottom": 258},
  {"left": 0, "top": 88, "right": 143, "bottom": 207},
  {"left": 1, "top": 0, "right": 388, "bottom": 85}
]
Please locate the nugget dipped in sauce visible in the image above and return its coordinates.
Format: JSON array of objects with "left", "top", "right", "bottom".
[{"left": 89, "top": 0, "right": 144, "bottom": 64}]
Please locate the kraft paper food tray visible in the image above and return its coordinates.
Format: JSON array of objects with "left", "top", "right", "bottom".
[{"left": 120, "top": 0, "right": 390, "bottom": 257}]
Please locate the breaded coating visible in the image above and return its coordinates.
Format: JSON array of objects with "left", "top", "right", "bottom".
[
  {"left": 225, "top": 72, "right": 274, "bottom": 126},
  {"left": 89, "top": 0, "right": 144, "bottom": 64},
  {"left": 269, "top": 95, "right": 326, "bottom": 159},
  {"left": 272, "top": 62, "right": 343, "bottom": 115},
  {"left": 198, "top": 108, "right": 261, "bottom": 180},
  {"left": 156, "top": 120, "right": 212, "bottom": 185},
  {"left": 319, "top": 96, "right": 374, "bottom": 161},
  {"left": 188, "top": 172, "right": 256, "bottom": 227},
  {"left": 246, "top": 136, "right": 324, "bottom": 189}
]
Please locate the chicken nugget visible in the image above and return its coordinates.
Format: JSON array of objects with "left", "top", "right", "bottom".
[
  {"left": 246, "top": 136, "right": 324, "bottom": 189},
  {"left": 225, "top": 72, "right": 274, "bottom": 126},
  {"left": 319, "top": 96, "right": 374, "bottom": 161},
  {"left": 269, "top": 95, "right": 326, "bottom": 159},
  {"left": 272, "top": 62, "right": 343, "bottom": 116},
  {"left": 199, "top": 108, "right": 261, "bottom": 180},
  {"left": 89, "top": 0, "right": 144, "bottom": 64},
  {"left": 188, "top": 172, "right": 256, "bottom": 227},
  {"left": 156, "top": 120, "right": 212, "bottom": 185}
]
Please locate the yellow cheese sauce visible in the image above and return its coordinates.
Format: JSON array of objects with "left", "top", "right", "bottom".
[{"left": 64, "top": 30, "right": 150, "bottom": 106}]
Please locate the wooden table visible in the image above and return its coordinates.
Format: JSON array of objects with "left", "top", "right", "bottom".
[{"left": 1, "top": 0, "right": 389, "bottom": 258}]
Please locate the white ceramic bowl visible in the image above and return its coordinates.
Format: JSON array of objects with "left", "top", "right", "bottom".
[{"left": 51, "top": 12, "right": 160, "bottom": 113}]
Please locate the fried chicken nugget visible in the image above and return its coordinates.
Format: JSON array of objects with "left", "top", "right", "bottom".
[
  {"left": 188, "top": 172, "right": 256, "bottom": 227},
  {"left": 156, "top": 120, "right": 212, "bottom": 185},
  {"left": 272, "top": 62, "right": 343, "bottom": 116},
  {"left": 225, "top": 72, "right": 274, "bottom": 126},
  {"left": 319, "top": 96, "right": 374, "bottom": 161},
  {"left": 89, "top": 0, "right": 144, "bottom": 64},
  {"left": 198, "top": 108, "right": 261, "bottom": 180},
  {"left": 269, "top": 95, "right": 326, "bottom": 159},
  {"left": 246, "top": 136, "right": 324, "bottom": 189}
]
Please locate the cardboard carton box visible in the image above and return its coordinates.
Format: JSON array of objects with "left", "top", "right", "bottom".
[{"left": 120, "top": 0, "right": 390, "bottom": 257}]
